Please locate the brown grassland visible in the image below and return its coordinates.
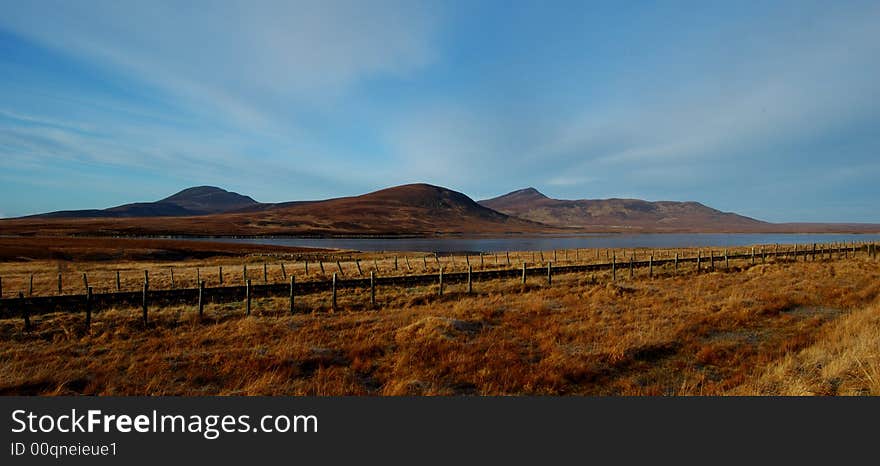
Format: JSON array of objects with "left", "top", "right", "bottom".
[{"left": 0, "top": 241, "right": 878, "bottom": 396}]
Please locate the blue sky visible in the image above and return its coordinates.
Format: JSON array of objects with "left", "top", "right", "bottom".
[{"left": 1, "top": 0, "right": 878, "bottom": 222}]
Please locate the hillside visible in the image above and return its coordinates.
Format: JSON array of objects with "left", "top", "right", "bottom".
[
  {"left": 210, "top": 183, "right": 549, "bottom": 236},
  {"left": 4, "top": 184, "right": 879, "bottom": 237},
  {"left": 1, "top": 184, "right": 548, "bottom": 237},
  {"left": 28, "top": 186, "right": 258, "bottom": 219},
  {"left": 479, "top": 187, "right": 769, "bottom": 232}
]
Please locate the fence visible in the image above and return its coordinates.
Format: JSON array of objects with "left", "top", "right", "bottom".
[{"left": 1, "top": 242, "right": 877, "bottom": 328}]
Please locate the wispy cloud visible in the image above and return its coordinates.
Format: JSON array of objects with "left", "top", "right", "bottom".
[
  {"left": 382, "top": 3, "right": 880, "bottom": 219},
  {"left": 1, "top": 1, "right": 878, "bottom": 222}
]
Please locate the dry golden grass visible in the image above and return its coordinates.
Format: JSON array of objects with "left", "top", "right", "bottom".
[
  {"left": 725, "top": 300, "right": 880, "bottom": 395},
  {"left": 1, "top": 251, "right": 878, "bottom": 396}
]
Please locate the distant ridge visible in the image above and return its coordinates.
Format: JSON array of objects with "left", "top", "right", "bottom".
[
  {"left": 212, "top": 183, "right": 546, "bottom": 235},
  {"left": 479, "top": 187, "right": 767, "bottom": 231},
  {"left": 3, "top": 183, "right": 548, "bottom": 236},
  {"left": 3, "top": 183, "right": 879, "bottom": 236},
  {"left": 28, "top": 186, "right": 258, "bottom": 219}
]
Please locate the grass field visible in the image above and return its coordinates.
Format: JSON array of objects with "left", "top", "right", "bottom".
[{"left": 1, "top": 242, "right": 877, "bottom": 396}]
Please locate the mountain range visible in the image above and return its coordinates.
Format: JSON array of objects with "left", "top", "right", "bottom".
[
  {"left": 29, "top": 186, "right": 258, "bottom": 218},
  {"left": 2, "top": 184, "right": 878, "bottom": 236},
  {"left": 479, "top": 187, "right": 765, "bottom": 231}
]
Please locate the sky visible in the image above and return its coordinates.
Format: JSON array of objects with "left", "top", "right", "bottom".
[{"left": 1, "top": 0, "right": 878, "bottom": 222}]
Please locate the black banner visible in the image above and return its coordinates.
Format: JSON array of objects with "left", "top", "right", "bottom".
[{"left": 1, "top": 397, "right": 875, "bottom": 464}]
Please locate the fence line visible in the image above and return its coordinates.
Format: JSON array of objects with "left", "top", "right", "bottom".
[{"left": 0, "top": 243, "right": 874, "bottom": 322}]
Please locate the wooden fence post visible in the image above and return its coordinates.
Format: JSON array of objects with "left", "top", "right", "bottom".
[
  {"left": 507, "top": 251, "right": 511, "bottom": 266},
  {"left": 319, "top": 261, "right": 325, "bottom": 275},
  {"left": 170, "top": 268, "right": 175, "bottom": 289},
  {"left": 405, "top": 256, "right": 412, "bottom": 271},
  {"left": 649, "top": 254, "right": 654, "bottom": 278},
  {"left": 245, "top": 279, "right": 252, "bottom": 316},
  {"left": 289, "top": 276, "right": 295, "bottom": 314},
  {"left": 20, "top": 292, "right": 30, "bottom": 332},
  {"left": 423, "top": 256, "right": 428, "bottom": 272},
  {"left": 629, "top": 256, "right": 634, "bottom": 279},
  {"left": 554, "top": 250, "right": 558, "bottom": 263},
  {"left": 219, "top": 266, "right": 223, "bottom": 285},
  {"left": 243, "top": 264, "right": 248, "bottom": 283},
  {"left": 522, "top": 262, "right": 526, "bottom": 285},
  {"left": 82, "top": 272, "right": 89, "bottom": 294},
  {"left": 28, "top": 274, "right": 33, "bottom": 296},
  {"left": 281, "top": 263, "right": 287, "bottom": 279},
  {"left": 305, "top": 260, "right": 310, "bottom": 275},
  {"left": 438, "top": 267, "right": 444, "bottom": 296},
  {"left": 480, "top": 253, "right": 484, "bottom": 268},
  {"left": 336, "top": 261, "right": 344, "bottom": 277},
  {"left": 697, "top": 251, "right": 701, "bottom": 272},
  {"left": 1, "top": 276, "right": 4, "bottom": 298},
  {"left": 142, "top": 280, "right": 148, "bottom": 327},
  {"left": 369, "top": 271, "right": 375, "bottom": 308},
  {"left": 709, "top": 250, "right": 715, "bottom": 272},
  {"left": 465, "top": 255, "right": 470, "bottom": 268},
  {"left": 198, "top": 280, "right": 205, "bottom": 319},
  {"left": 85, "top": 286, "right": 92, "bottom": 330},
  {"left": 468, "top": 265, "right": 473, "bottom": 293},
  {"left": 264, "top": 263, "right": 268, "bottom": 283},
  {"left": 674, "top": 253, "right": 679, "bottom": 274},
  {"left": 751, "top": 247, "right": 755, "bottom": 265},
  {"left": 725, "top": 250, "right": 729, "bottom": 269},
  {"left": 547, "top": 261, "right": 552, "bottom": 285},
  {"left": 331, "top": 273, "right": 337, "bottom": 311},
  {"left": 356, "top": 259, "right": 363, "bottom": 276},
  {"left": 612, "top": 254, "right": 617, "bottom": 281},
  {"left": 58, "top": 273, "right": 62, "bottom": 295},
  {"left": 394, "top": 256, "right": 398, "bottom": 271}
]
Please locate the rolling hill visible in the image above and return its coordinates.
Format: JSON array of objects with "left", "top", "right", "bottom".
[
  {"left": 478, "top": 187, "right": 769, "bottom": 232},
  {"left": 4, "top": 184, "right": 879, "bottom": 237},
  {"left": 1, "top": 184, "right": 548, "bottom": 237},
  {"left": 28, "top": 186, "right": 258, "bottom": 219}
]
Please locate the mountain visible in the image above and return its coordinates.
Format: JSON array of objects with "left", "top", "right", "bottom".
[
  {"left": 5, "top": 184, "right": 878, "bottom": 237},
  {"left": 156, "top": 186, "right": 258, "bottom": 214},
  {"left": 29, "top": 186, "right": 258, "bottom": 219},
  {"left": 479, "top": 187, "right": 768, "bottom": 232},
  {"left": 211, "top": 183, "right": 546, "bottom": 236},
  {"left": 2, "top": 184, "right": 548, "bottom": 236}
]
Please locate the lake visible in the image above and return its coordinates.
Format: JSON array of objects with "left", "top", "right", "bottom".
[{"left": 183, "top": 233, "right": 880, "bottom": 253}]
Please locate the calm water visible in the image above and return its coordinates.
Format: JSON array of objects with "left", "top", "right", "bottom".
[{"left": 185, "top": 233, "right": 880, "bottom": 253}]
